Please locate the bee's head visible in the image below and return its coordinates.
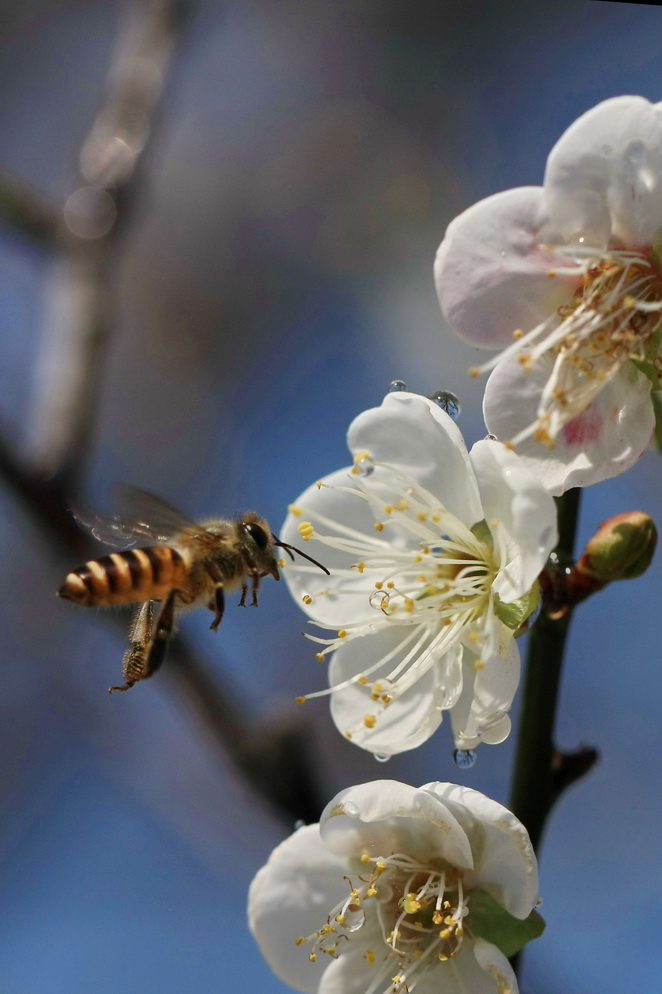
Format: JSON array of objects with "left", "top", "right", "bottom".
[{"left": 241, "top": 513, "right": 281, "bottom": 579}]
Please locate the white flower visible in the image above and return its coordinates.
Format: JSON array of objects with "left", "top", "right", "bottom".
[
  {"left": 248, "top": 779, "right": 541, "bottom": 994},
  {"left": 280, "top": 392, "right": 557, "bottom": 757},
  {"left": 435, "top": 95, "right": 662, "bottom": 495}
]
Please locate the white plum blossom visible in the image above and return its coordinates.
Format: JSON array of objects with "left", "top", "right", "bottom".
[
  {"left": 280, "top": 391, "right": 557, "bottom": 757},
  {"left": 248, "top": 779, "right": 542, "bottom": 994},
  {"left": 435, "top": 95, "right": 662, "bottom": 495}
]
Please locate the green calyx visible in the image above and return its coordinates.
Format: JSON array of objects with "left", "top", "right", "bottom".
[
  {"left": 468, "top": 889, "right": 545, "bottom": 958},
  {"left": 493, "top": 581, "right": 540, "bottom": 632}
]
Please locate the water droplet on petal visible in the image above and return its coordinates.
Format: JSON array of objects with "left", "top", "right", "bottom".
[
  {"left": 453, "top": 748, "right": 477, "bottom": 769},
  {"left": 374, "top": 753, "right": 390, "bottom": 763},
  {"left": 342, "top": 906, "right": 366, "bottom": 931},
  {"left": 484, "top": 433, "right": 497, "bottom": 441},
  {"left": 370, "top": 590, "right": 389, "bottom": 610},
  {"left": 342, "top": 801, "right": 359, "bottom": 816},
  {"left": 428, "top": 390, "right": 461, "bottom": 420},
  {"left": 477, "top": 710, "right": 511, "bottom": 745},
  {"left": 355, "top": 456, "right": 375, "bottom": 477},
  {"left": 388, "top": 379, "right": 408, "bottom": 393}
]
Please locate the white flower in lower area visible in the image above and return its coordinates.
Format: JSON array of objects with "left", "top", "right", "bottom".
[
  {"left": 248, "top": 779, "right": 543, "bottom": 994},
  {"left": 435, "top": 95, "right": 662, "bottom": 494},
  {"left": 280, "top": 392, "right": 557, "bottom": 757}
]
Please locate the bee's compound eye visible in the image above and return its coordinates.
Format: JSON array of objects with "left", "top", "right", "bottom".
[{"left": 243, "top": 521, "right": 269, "bottom": 550}]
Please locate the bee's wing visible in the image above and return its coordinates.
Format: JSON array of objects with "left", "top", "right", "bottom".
[{"left": 74, "top": 487, "right": 200, "bottom": 546}]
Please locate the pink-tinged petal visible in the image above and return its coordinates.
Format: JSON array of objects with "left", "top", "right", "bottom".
[
  {"left": 248, "top": 824, "right": 348, "bottom": 993},
  {"left": 347, "top": 392, "right": 483, "bottom": 527},
  {"left": 321, "top": 779, "right": 474, "bottom": 870},
  {"left": 326, "top": 626, "right": 454, "bottom": 756},
  {"left": 435, "top": 187, "right": 580, "bottom": 349},
  {"left": 450, "top": 638, "right": 520, "bottom": 752},
  {"left": 545, "top": 95, "right": 662, "bottom": 247},
  {"left": 484, "top": 355, "right": 654, "bottom": 495},
  {"left": 469, "top": 439, "right": 557, "bottom": 601},
  {"left": 280, "top": 467, "right": 387, "bottom": 627},
  {"left": 472, "top": 939, "right": 520, "bottom": 994},
  {"left": 423, "top": 784, "right": 538, "bottom": 920}
]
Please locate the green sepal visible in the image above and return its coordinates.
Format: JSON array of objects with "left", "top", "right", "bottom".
[
  {"left": 469, "top": 890, "right": 546, "bottom": 958},
  {"left": 631, "top": 326, "right": 662, "bottom": 389},
  {"left": 492, "top": 580, "right": 540, "bottom": 632}
]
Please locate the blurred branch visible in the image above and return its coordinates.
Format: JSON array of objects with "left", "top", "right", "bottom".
[
  {"left": 0, "top": 168, "right": 61, "bottom": 247},
  {"left": 0, "top": 0, "right": 325, "bottom": 829},
  {"left": 28, "top": 0, "right": 188, "bottom": 492}
]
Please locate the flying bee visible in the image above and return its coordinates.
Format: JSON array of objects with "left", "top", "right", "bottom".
[{"left": 57, "top": 488, "right": 329, "bottom": 693}]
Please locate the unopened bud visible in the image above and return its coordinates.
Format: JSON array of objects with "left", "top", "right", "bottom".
[{"left": 577, "top": 511, "right": 657, "bottom": 582}]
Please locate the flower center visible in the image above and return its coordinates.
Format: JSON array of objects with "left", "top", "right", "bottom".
[
  {"left": 475, "top": 246, "right": 662, "bottom": 447},
  {"left": 295, "top": 851, "right": 470, "bottom": 993},
  {"left": 290, "top": 458, "right": 500, "bottom": 735}
]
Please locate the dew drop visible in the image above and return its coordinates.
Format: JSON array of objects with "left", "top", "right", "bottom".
[
  {"left": 355, "top": 456, "right": 375, "bottom": 477},
  {"left": 484, "top": 433, "right": 497, "bottom": 441},
  {"left": 477, "top": 710, "right": 511, "bottom": 745},
  {"left": 342, "top": 906, "right": 366, "bottom": 932},
  {"left": 453, "top": 748, "right": 477, "bottom": 770},
  {"left": 428, "top": 390, "right": 461, "bottom": 420},
  {"left": 374, "top": 753, "right": 391, "bottom": 763},
  {"left": 342, "top": 801, "right": 359, "bottom": 816},
  {"left": 370, "top": 590, "right": 389, "bottom": 610},
  {"left": 389, "top": 379, "right": 408, "bottom": 393}
]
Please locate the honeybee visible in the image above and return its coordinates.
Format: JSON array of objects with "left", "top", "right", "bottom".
[{"left": 58, "top": 488, "right": 329, "bottom": 693}]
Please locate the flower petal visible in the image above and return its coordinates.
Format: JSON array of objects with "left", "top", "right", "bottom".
[
  {"left": 545, "top": 95, "right": 662, "bottom": 246},
  {"left": 469, "top": 439, "right": 557, "bottom": 601},
  {"left": 483, "top": 354, "right": 655, "bottom": 495},
  {"left": 326, "top": 626, "right": 455, "bottom": 756},
  {"left": 248, "top": 824, "right": 349, "bottom": 993},
  {"left": 280, "top": 467, "right": 387, "bottom": 627},
  {"left": 316, "top": 929, "right": 389, "bottom": 994},
  {"left": 320, "top": 779, "right": 474, "bottom": 870},
  {"left": 450, "top": 638, "right": 519, "bottom": 751},
  {"left": 347, "top": 392, "right": 484, "bottom": 527},
  {"left": 423, "top": 784, "right": 538, "bottom": 920},
  {"left": 472, "top": 938, "right": 520, "bottom": 994},
  {"left": 435, "top": 186, "right": 580, "bottom": 349}
]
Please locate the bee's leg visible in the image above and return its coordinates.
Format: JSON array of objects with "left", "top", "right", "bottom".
[
  {"left": 238, "top": 582, "right": 248, "bottom": 608},
  {"left": 109, "top": 591, "right": 178, "bottom": 693},
  {"left": 209, "top": 583, "right": 225, "bottom": 631},
  {"left": 251, "top": 573, "right": 261, "bottom": 607},
  {"left": 110, "top": 601, "right": 155, "bottom": 693}
]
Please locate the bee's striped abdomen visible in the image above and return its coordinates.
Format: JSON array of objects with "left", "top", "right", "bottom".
[{"left": 57, "top": 547, "right": 187, "bottom": 607}]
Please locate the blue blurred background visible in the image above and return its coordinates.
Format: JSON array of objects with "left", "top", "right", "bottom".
[{"left": 1, "top": 1, "right": 661, "bottom": 991}]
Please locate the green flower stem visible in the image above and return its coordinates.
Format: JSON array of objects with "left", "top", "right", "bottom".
[{"left": 508, "top": 487, "right": 582, "bottom": 854}]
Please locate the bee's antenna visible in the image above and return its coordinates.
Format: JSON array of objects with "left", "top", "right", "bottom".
[{"left": 272, "top": 536, "right": 330, "bottom": 575}]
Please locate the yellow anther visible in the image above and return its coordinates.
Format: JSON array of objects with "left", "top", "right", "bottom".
[
  {"left": 364, "top": 949, "right": 376, "bottom": 964},
  {"left": 513, "top": 328, "right": 524, "bottom": 338},
  {"left": 335, "top": 914, "right": 345, "bottom": 925},
  {"left": 278, "top": 558, "right": 286, "bottom": 567},
  {"left": 443, "top": 618, "right": 452, "bottom": 626},
  {"left": 325, "top": 946, "right": 336, "bottom": 956},
  {"left": 295, "top": 696, "right": 306, "bottom": 704},
  {"left": 361, "top": 853, "right": 371, "bottom": 864},
  {"left": 353, "top": 561, "right": 366, "bottom": 573},
  {"left": 439, "top": 953, "right": 449, "bottom": 961},
  {"left": 367, "top": 886, "right": 378, "bottom": 897},
  {"left": 432, "top": 514, "right": 440, "bottom": 522},
  {"left": 372, "top": 683, "right": 383, "bottom": 692},
  {"left": 297, "top": 521, "right": 315, "bottom": 541},
  {"left": 417, "top": 575, "right": 426, "bottom": 583},
  {"left": 623, "top": 294, "right": 636, "bottom": 308},
  {"left": 381, "top": 693, "right": 392, "bottom": 705},
  {"left": 364, "top": 714, "right": 377, "bottom": 728},
  {"left": 387, "top": 581, "right": 395, "bottom": 589},
  {"left": 288, "top": 504, "right": 303, "bottom": 517},
  {"left": 309, "top": 953, "right": 317, "bottom": 963},
  {"left": 423, "top": 546, "right": 430, "bottom": 554},
  {"left": 374, "top": 522, "right": 384, "bottom": 532},
  {"left": 469, "top": 631, "right": 479, "bottom": 642},
  {"left": 295, "top": 936, "right": 305, "bottom": 946},
  {"left": 315, "top": 481, "right": 323, "bottom": 489},
  {"left": 354, "top": 449, "right": 372, "bottom": 463},
  {"left": 384, "top": 505, "right": 393, "bottom": 514},
  {"left": 338, "top": 628, "right": 347, "bottom": 638},
  {"left": 395, "top": 499, "right": 408, "bottom": 510},
  {"left": 469, "top": 366, "right": 480, "bottom": 378},
  {"left": 375, "top": 581, "right": 383, "bottom": 590},
  {"left": 433, "top": 911, "right": 443, "bottom": 924},
  {"left": 375, "top": 861, "right": 387, "bottom": 874},
  {"left": 426, "top": 585, "right": 438, "bottom": 595},
  {"left": 321, "top": 924, "right": 337, "bottom": 934},
  {"left": 417, "top": 511, "right": 428, "bottom": 521},
  {"left": 345, "top": 731, "right": 353, "bottom": 739},
  {"left": 403, "top": 893, "right": 422, "bottom": 914},
  {"left": 414, "top": 555, "right": 423, "bottom": 563},
  {"left": 440, "top": 928, "right": 452, "bottom": 939},
  {"left": 302, "top": 595, "right": 312, "bottom": 604},
  {"left": 474, "top": 659, "right": 485, "bottom": 670},
  {"left": 358, "top": 675, "right": 368, "bottom": 685},
  {"left": 316, "top": 652, "right": 325, "bottom": 661},
  {"left": 392, "top": 977, "right": 401, "bottom": 986},
  {"left": 404, "top": 598, "right": 415, "bottom": 613},
  {"left": 414, "top": 921, "right": 423, "bottom": 929}
]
